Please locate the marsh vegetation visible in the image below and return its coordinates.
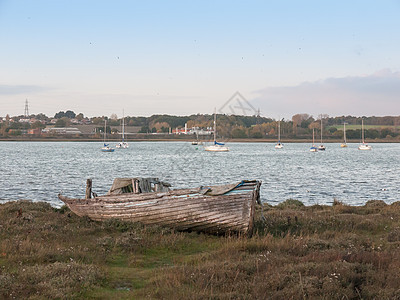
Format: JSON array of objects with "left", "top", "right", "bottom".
[{"left": 1, "top": 200, "right": 400, "bottom": 299}]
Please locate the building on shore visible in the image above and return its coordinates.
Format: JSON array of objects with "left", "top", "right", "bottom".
[{"left": 42, "top": 127, "right": 82, "bottom": 135}]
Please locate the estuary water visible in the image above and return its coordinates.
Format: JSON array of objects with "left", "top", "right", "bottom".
[{"left": 0, "top": 141, "right": 399, "bottom": 207}]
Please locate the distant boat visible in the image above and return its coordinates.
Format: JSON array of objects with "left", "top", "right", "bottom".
[
  {"left": 101, "top": 119, "right": 114, "bottom": 152},
  {"left": 116, "top": 110, "right": 129, "bottom": 149},
  {"left": 192, "top": 131, "right": 203, "bottom": 145},
  {"left": 317, "top": 117, "right": 326, "bottom": 151},
  {"left": 204, "top": 109, "right": 229, "bottom": 152},
  {"left": 358, "top": 119, "right": 372, "bottom": 150},
  {"left": 275, "top": 120, "right": 284, "bottom": 149},
  {"left": 340, "top": 122, "right": 348, "bottom": 148},
  {"left": 310, "top": 128, "right": 318, "bottom": 152}
]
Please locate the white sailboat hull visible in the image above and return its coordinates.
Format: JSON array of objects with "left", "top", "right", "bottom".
[
  {"left": 204, "top": 145, "right": 229, "bottom": 152},
  {"left": 359, "top": 120, "right": 371, "bottom": 150},
  {"left": 116, "top": 142, "right": 129, "bottom": 149},
  {"left": 358, "top": 144, "right": 372, "bottom": 150}
]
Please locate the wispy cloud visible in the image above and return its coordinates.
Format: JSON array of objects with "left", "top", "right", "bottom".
[
  {"left": 0, "top": 84, "right": 47, "bottom": 95},
  {"left": 252, "top": 69, "right": 400, "bottom": 118}
]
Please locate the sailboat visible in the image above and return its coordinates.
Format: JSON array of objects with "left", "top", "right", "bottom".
[
  {"left": 191, "top": 130, "right": 203, "bottom": 145},
  {"left": 317, "top": 117, "right": 326, "bottom": 151},
  {"left": 101, "top": 119, "right": 114, "bottom": 152},
  {"left": 340, "top": 122, "right": 348, "bottom": 148},
  {"left": 116, "top": 110, "right": 129, "bottom": 149},
  {"left": 204, "top": 109, "right": 229, "bottom": 152},
  {"left": 358, "top": 119, "right": 372, "bottom": 150},
  {"left": 310, "top": 128, "right": 318, "bottom": 152},
  {"left": 275, "top": 120, "right": 283, "bottom": 149}
]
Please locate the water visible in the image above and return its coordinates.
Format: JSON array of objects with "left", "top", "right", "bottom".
[{"left": 0, "top": 141, "right": 399, "bottom": 207}]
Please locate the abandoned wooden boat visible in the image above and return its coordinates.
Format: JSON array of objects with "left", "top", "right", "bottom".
[{"left": 58, "top": 178, "right": 261, "bottom": 236}]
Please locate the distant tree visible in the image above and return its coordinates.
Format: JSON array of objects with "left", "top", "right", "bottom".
[
  {"left": 76, "top": 113, "right": 84, "bottom": 121},
  {"left": 251, "top": 131, "right": 263, "bottom": 138},
  {"left": 108, "top": 119, "right": 120, "bottom": 126},
  {"left": 292, "top": 114, "right": 311, "bottom": 134},
  {"left": 329, "top": 127, "right": 337, "bottom": 134},
  {"left": 308, "top": 121, "right": 319, "bottom": 130},
  {"left": 365, "top": 129, "right": 379, "bottom": 139},
  {"left": 9, "top": 122, "right": 24, "bottom": 130},
  {"left": 231, "top": 128, "right": 247, "bottom": 138},
  {"left": 65, "top": 110, "right": 76, "bottom": 118},
  {"left": 301, "top": 116, "right": 315, "bottom": 129},
  {"left": 54, "top": 111, "right": 65, "bottom": 119},
  {"left": 54, "top": 110, "right": 76, "bottom": 119},
  {"left": 152, "top": 122, "right": 169, "bottom": 133},
  {"left": 91, "top": 117, "right": 104, "bottom": 125},
  {"left": 268, "top": 128, "right": 275, "bottom": 136},
  {"left": 139, "top": 126, "right": 149, "bottom": 133},
  {"left": 31, "top": 121, "right": 45, "bottom": 129},
  {"left": 35, "top": 113, "right": 49, "bottom": 121},
  {"left": 55, "top": 117, "right": 70, "bottom": 128},
  {"left": 110, "top": 113, "right": 118, "bottom": 120},
  {"left": 346, "top": 129, "right": 361, "bottom": 139}
]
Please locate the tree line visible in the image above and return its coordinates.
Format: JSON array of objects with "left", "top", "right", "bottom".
[{"left": 1, "top": 110, "right": 399, "bottom": 139}]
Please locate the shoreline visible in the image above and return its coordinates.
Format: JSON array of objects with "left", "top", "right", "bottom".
[{"left": 1, "top": 137, "right": 399, "bottom": 143}]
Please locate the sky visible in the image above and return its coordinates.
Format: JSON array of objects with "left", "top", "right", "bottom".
[{"left": 0, "top": 0, "right": 400, "bottom": 119}]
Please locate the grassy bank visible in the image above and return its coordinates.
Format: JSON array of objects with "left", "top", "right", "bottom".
[{"left": 1, "top": 200, "right": 400, "bottom": 299}]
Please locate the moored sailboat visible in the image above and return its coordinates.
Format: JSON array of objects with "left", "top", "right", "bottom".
[
  {"left": 275, "top": 120, "right": 284, "bottom": 149},
  {"left": 340, "top": 122, "right": 348, "bottom": 148},
  {"left": 192, "top": 131, "right": 203, "bottom": 145},
  {"left": 310, "top": 128, "right": 318, "bottom": 152},
  {"left": 358, "top": 119, "right": 372, "bottom": 150},
  {"left": 116, "top": 110, "right": 129, "bottom": 149},
  {"left": 204, "top": 109, "right": 229, "bottom": 152},
  {"left": 318, "top": 116, "right": 326, "bottom": 151},
  {"left": 101, "top": 119, "right": 114, "bottom": 152}
]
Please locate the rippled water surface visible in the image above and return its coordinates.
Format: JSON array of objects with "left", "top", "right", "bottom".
[{"left": 1, "top": 141, "right": 399, "bottom": 207}]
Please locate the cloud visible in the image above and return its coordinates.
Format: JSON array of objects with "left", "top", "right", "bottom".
[
  {"left": 252, "top": 69, "right": 400, "bottom": 119},
  {"left": 0, "top": 84, "right": 47, "bottom": 95}
]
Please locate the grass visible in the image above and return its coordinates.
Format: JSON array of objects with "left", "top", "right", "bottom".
[
  {"left": 1, "top": 200, "right": 400, "bottom": 299},
  {"left": 328, "top": 124, "right": 400, "bottom": 130}
]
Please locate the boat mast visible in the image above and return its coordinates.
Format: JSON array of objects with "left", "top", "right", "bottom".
[
  {"left": 320, "top": 117, "right": 323, "bottom": 144},
  {"left": 343, "top": 122, "right": 347, "bottom": 143},
  {"left": 213, "top": 108, "right": 216, "bottom": 143},
  {"left": 122, "top": 109, "right": 125, "bottom": 142},
  {"left": 312, "top": 128, "right": 315, "bottom": 146},
  {"left": 278, "top": 120, "right": 281, "bottom": 142},
  {"left": 361, "top": 119, "right": 364, "bottom": 144},
  {"left": 104, "top": 119, "right": 107, "bottom": 144}
]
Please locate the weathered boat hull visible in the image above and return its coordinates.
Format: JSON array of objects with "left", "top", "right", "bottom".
[{"left": 58, "top": 180, "right": 261, "bottom": 236}]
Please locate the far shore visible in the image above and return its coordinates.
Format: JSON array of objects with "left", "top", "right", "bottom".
[{"left": 1, "top": 137, "right": 399, "bottom": 143}]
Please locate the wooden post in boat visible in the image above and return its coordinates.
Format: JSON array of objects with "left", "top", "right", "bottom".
[
  {"left": 132, "top": 179, "right": 140, "bottom": 194},
  {"left": 85, "top": 179, "right": 92, "bottom": 199}
]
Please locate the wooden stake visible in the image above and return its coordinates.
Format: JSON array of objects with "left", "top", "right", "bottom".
[{"left": 86, "top": 179, "right": 92, "bottom": 199}]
